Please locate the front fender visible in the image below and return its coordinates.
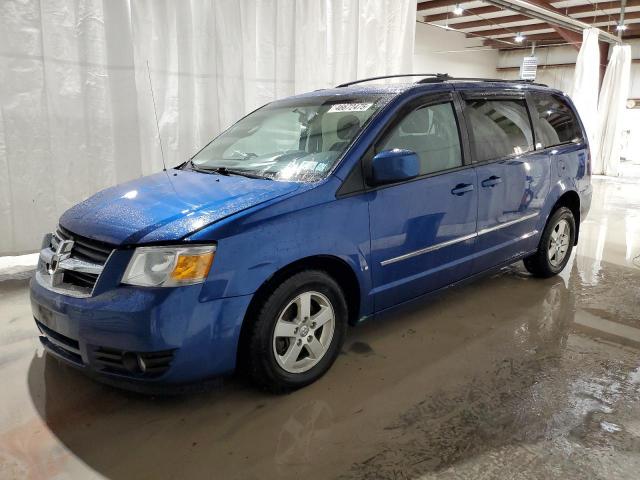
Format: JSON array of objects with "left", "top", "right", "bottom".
[{"left": 188, "top": 180, "right": 374, "bottom": 317}]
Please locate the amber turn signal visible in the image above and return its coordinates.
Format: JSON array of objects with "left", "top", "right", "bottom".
[{"left": 170, "top": 251, "right": 215, "bottom": 283}]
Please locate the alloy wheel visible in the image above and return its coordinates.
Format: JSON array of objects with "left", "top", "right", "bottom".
[
  {"left": 547, "top": 218, "right": 571, "bottom": 267},
  {"left": 272, "top": 291, "right": 335, "bottom": 374}
]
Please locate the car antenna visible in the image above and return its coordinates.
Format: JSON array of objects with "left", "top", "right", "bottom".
[{"left": 146, "top": 60, "right": 167, "bottom": 172}]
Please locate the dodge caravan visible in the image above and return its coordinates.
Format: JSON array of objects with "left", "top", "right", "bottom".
[{"left": 30, "top": 74, "right": 592, "bottom": 392}]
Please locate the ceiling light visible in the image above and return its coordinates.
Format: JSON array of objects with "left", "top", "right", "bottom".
[
  {"left": 616, "top": 23, "right": 628, "bottom": 31},
  {"left": 514, "top": 33, "right": 525, "bottom": 43},
  {"left": 453, "top": 4, "right": 464, "bottom": 15}
]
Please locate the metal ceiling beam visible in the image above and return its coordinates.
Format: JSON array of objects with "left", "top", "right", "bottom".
[
  {"left": 470, "top": 12, "right": 640, "bottom": 37},
  {"left": 469, "top": 24, "right": 557, "bottom": 37},
  {"left": 620, "top": 0, "right": 628, "bottom": 39},
  {"left": 484, "top": 33, "right": 640, "bottom": 49},
  {"left": 481, "top": 0, "right": 621, "bottom": 43},
  {"left": 439, "top": 14, "right": 530, "bottom": 30},
  {"left": 417, "top": 0, "right": 460, "bottom": 11},
  {"left": 425, "top": 6, "right": 502, "bottom": 22},
  {"left": 422, "top": 0, "right": 640, "bottom": 22},
  {"left": 427, "top": 0, "right": 640, "bottom": 26},
  {"left": 526, "top": 0, "right": 599, "bottom": 46},
  {"left": 560, "top": 0, "right": 640, "bottom": 16},
  {"left": 482, "top": 37, "right": 561, "bottom": 47},
  {"left": 525, "top": 32, "right": 581, "bottom": 41}
]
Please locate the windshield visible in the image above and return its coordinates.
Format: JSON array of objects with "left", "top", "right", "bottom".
[{"left": 190, "top": 95, "right": 386, "bottom": 182}]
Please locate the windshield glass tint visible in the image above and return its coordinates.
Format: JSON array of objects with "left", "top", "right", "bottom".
[{"left": 191, "top": 95, "right": 385, "bottom": 182}]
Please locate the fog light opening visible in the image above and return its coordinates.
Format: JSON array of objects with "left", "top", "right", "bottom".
[{"left": 122, "top": 351, "right": 141, "bottom": 374}]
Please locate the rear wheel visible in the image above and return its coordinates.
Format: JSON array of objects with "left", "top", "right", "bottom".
[
  {"left": 245, "top": 270, "right": 347, "bottom": 393},
  {"left": 524, "top": 206, "right": 575, "bottom": 278}
]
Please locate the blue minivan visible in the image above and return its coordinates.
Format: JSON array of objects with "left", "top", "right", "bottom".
[{"left": 30, "top": 74, "right": 592, "bottom": 392}]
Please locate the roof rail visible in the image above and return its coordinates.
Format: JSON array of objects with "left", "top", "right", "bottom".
[
  {"left": 336, "top": 73, "right": 547, "bottom": 88},
  {"left": 418, "top": 75, "right": 547, "bottom": 87},
  {"left": 335, "top": 73, "right": 448, "bottom": 88}
]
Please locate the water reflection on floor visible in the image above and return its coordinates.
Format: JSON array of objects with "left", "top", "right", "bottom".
[{"left": 1, "top": 177, "right": 639, "bottom": 479}]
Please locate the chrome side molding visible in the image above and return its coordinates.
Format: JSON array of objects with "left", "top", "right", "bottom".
[
  {"left": 381, "top": 212, "right": 539, "bottom": 267},
  {"left": 380, "top": 232, "right": 477, "bottom": 266},
  {"left": 476, "top": 212, "right": 539, "bottom": 236}
]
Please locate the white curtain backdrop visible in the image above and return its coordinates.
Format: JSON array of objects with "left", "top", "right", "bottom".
[
  {"left": 571, "top": 28, "right": 600, "bottom": 158},
  {"left": 0, "top": 0, "right": 416, "bottom": 255},
  {"left": 595, "top": 44, "right": 632, "bottom": 176}
]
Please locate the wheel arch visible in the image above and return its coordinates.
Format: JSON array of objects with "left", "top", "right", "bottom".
[
  {"left": 236, "top": 255, "right": 362, "bottom": 369},
  {"left": 549, "top": 190, "right": 581, "bottom": 245}
]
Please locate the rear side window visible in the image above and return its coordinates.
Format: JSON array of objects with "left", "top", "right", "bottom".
[
  {"left": 464, "top": 99, "right": 534, "bottom": 162},
  {"left": 379, "top": 102, "right": 463, "bottom": 175},
  {"left": 530, "top": 93, "right": 583, "bottom": 148}
]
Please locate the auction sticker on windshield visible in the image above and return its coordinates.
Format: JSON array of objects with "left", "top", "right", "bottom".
[{"left": 328, "top": 103, "right": 373, "bottom": 113}]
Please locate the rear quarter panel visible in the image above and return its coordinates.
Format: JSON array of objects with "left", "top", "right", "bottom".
[
  {"left": 529, "top": 90, "right": 591, "bottom": 241},
  {"left": 534, "top": 142, "right": 590, "bottom": 240}
]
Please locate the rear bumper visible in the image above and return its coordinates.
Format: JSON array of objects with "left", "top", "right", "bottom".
[{"left": 29, "top": 275, "right": 252, "bottom": 387}]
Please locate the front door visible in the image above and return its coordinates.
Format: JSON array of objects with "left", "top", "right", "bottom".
[{"left": 368, "top": 94, "right": 478, "bottom": 311}]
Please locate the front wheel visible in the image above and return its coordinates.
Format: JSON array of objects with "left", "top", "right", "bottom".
[
  {"left": 524, "top": 206, "right": 576, "bottom": 278},
  {"left": 245, "top": 270, "right": 347, "bottom": 393}
]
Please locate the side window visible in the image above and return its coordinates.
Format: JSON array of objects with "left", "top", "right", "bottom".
[
  {"left": 530, "top": 93, "right": 583, "bottom": 148},
  {"left": 464, "top": 99, "right": 534, "bottom": 162},
  {"left": 379, "top": 102, "right": 462, "bottom": 175}
]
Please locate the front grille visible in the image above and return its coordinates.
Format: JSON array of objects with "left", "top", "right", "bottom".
[
  {"left": 56, "top": 225, "right": 113, "bottom": 265},
  {"left": 37, "top": 226, "right": 112, "bottom": 297},
  {"left": 35, "top": 319, "right": 83, "bottom": 365},
  {"left": 63, "top": 270, "right": 98, "bottom": 288},
  {"left": 94, "top": 347, "right": 175, "bottom": 378}
]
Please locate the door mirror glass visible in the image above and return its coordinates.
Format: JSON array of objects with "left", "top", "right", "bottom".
[{"left": 370, "top": 149, "right": 419, "bottom": 185}]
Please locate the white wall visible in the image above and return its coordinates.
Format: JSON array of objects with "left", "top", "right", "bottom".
[
  {"left": 498, "top": 45, "right": 578, "bottom": 93},
  {"left": 0, "top": 0, "right": 417, "bottom": 256},
  {"left": 413, "top": 23, "right": 499, "bottom": 78},
  {"left": 621, "top": 109, "right": 640, "bottom": 164},
  {"left": 497, "top": 40, "right": 640, "bottom": 97},
  {"left": 498, "top": 40, "right": 640, "bottom": 168}
]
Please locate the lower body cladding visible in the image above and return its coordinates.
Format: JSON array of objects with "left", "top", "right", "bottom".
[{"left": 29, "top": 277, "right": 252, "bottom": 388}]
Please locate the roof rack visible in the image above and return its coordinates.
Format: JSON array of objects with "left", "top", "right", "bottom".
[
  {"left": 336, "top": 74, "right": 547, "bottom": 88},
  {"left": 336, "top": 74, "right": 448, "bottom": 88}
]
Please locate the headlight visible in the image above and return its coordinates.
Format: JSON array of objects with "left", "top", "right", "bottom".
[{"left": 121, "top": 245, "right": 216, "bottom": 287}]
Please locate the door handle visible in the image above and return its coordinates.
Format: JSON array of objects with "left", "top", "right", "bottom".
[
  {"left": 481, "top": 176, "right": 502, "bottom": 188},
  {"left": 451, "top": 183, "right": 474, "bottom": 196}
]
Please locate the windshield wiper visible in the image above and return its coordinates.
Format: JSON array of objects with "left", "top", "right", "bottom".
[
  {"left": 187, "top": 163, "right": 218, "bottom": 175},
  {"left": 212, "top": 167, "right": 272, "bottom": 180},
  {"left": 185, "top": 159, "right": 272, "bottom": 180},
  {"left": 182, "top": 159, "right": 215, "bottom": 174},
  {"left": 188, "top": 163, "right": 271, "bottom": 180}
]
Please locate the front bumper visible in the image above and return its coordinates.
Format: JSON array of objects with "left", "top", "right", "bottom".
[{"left": 30, "top": 274, "right": 252, "bottom": 387}]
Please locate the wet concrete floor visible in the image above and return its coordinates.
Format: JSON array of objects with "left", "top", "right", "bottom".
[{"left": 1, "top": 176, "right": 640, "bottom": 479}]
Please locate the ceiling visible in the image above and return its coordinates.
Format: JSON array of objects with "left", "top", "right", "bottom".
[{"left": 417, "top": 0, "right": 640, "bottom": 49}]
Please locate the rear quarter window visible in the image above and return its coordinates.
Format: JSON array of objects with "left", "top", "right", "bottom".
[{"left": 530, "top": 93, "right": 583, "bottom": 148}]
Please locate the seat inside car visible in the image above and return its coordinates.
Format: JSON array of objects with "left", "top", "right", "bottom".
[
  {"left": 383, "top": 107, "right": 460, "bottom": 174},
  {"left": 330, "top": 115, "right": 361, "bottom": 151}
]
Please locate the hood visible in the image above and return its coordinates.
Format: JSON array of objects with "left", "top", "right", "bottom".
[{"left": 59, "top": 170, "right": 300, "bottom": 245}]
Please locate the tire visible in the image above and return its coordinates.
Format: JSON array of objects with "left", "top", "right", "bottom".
[
  {"left": 245, "top": 270, "right": 348, "bottom": 393},
  {"left": 524, "top": 206, "right": 576, "bottom": 278}
]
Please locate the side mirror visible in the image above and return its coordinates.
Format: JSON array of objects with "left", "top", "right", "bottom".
[{"left": 369, "top": 149, "right": 420, "bottom": 185}]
